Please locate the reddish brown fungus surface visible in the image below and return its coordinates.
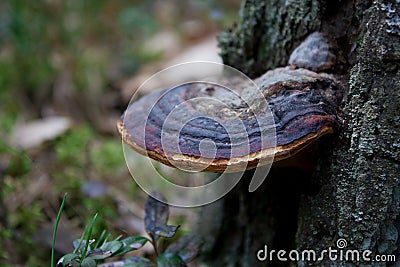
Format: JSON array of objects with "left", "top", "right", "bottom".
[{"left": 118, "top": 67, "right": 343, "bottom": 172}]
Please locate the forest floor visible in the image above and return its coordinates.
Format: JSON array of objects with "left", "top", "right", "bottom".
[{"left": 0, "top": 1, "right": 240, "bottom": 265}]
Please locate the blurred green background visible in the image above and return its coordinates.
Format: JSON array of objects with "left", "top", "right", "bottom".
[{"left": 0, "top": 0, "right": 240, "bottom": 265}]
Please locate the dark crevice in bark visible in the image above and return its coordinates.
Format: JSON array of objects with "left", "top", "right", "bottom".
[{"left": 202, "top": 164, "right": 322, "bottom": 266}]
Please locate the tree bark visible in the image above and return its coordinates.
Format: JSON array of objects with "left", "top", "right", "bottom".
[{"left": 199, "top": 0, "right": 400, "bottom": 266}]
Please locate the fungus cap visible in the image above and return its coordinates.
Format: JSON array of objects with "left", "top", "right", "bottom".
[{"left": 118, "top": 67, "right": 343, "bottom": 172}]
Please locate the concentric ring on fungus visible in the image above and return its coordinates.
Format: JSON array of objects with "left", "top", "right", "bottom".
[{"left": 118, "top": 67, "right": 343, "bottom": 173}]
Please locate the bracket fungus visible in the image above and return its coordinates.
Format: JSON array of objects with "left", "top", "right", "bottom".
[{"left": 118, "top": 32, "right": 344, "bottom": 173}]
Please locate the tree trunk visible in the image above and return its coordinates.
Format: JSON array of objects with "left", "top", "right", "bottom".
[{"left": 199, "top": 0, "right": 400, "bottom": 266}]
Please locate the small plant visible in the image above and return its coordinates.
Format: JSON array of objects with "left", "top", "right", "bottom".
[{"left": 54, "top": 191, "right": 202, "bottom": 267}]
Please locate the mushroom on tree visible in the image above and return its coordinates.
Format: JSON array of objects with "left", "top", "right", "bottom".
[{"left": 118, "top": 32, "right": 345, "bottom": 173}]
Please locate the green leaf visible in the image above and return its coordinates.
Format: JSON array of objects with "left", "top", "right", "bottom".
[
  {"left": 100, "top": 240, "right": 123, "bottom": 255},
  {"left": 73, "top": 238, "right": 94, "bottom": 254},
  {"left": 165, "top": 234, "right": 203, "bottom": 263},
  {"left": 113, "top": 236, "right": 149, "bottom": 256},
  {"left": 153, "top": 225, "right": 180, "bottom": 239},
  {"left": 81, "top": 257, "right": 97, "bottom": 267},
  {"left": 86, "top": 248, "right": 113, "bottom": 260},
  {"left": 57, "top": 253, "right": 79, "bottom": 266},
  {"left": 123, "top": 256, "right": 155, "bottom": 267},
  {"left": 145, "top": 191, "right": 169, "bottom": 240},
  {"left": 156, "top": 253, "right": 187, "bottom": 267}
]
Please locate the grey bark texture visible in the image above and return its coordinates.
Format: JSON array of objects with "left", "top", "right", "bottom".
[{"left": 200, "top": 0, "right": 400, "bottom": 266}]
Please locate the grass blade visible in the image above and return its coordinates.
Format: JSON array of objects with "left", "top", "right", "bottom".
[
  {"left": 79, "top": 213, "right": 98, "bottom": 266},
  {"left": 51, "top": 193, "right": 67, "bottom": 267}
]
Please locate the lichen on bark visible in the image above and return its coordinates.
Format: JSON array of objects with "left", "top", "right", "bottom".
[
  {"left": 204, "top": 0, "right": 400, "bottom": 266},
  {"left": 333, "top": 0, "right": 400, "bottom": 256},
  {"left": 218, "top": 0, "right": 322, "bottom": 77},
  {"left": 297, "top": 0, "right": 400, "bottom": 258}
]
